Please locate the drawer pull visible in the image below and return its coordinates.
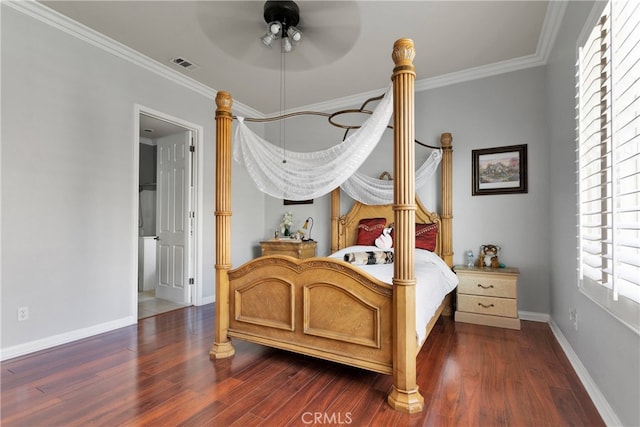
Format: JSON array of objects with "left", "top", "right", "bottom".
[
  {"left": 477, "top": 284, "right": 494, "bottom": 289},
  {"left": 478, "top": 302, "right": 495, "bottom": 309}
]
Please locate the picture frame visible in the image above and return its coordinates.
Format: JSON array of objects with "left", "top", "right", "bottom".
[
  {"left": 472, "top": 144, "right": 528, "bottom": 196},
  {"left": 284, "top": 199, "right": 313, "bottom": 205}
]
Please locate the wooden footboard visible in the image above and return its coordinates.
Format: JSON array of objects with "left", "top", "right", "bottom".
[{"left": 228, "top": 255, "right": 395, "bottom": 374}]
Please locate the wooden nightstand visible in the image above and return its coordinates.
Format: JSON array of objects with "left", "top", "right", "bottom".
[
  {"left": 454, "top": 265, "right": 521, "bottom": 330},
  {"left": 260, "top": 239, "right": 317, "bottom": 260}
]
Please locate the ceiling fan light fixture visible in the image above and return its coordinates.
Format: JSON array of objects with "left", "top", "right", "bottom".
[
  {"left": 281, "top": 36, "right": 293, "bottom": 53},
  {"left": 261, "top": 32, "right": 276, "bottom": 47},
  {"left": 261, "top": 1, "right": 302, "bottom": 53},
  {"left": 286, "top": 26, "right": 302, "bottom": 43},
  {"left": 268, "top": 21, "right": 282, "bottom": 36}
]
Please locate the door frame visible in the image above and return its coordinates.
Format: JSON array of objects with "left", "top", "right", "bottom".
[{"left": 132, "top": 104, "right": 204, "bottom": 317}]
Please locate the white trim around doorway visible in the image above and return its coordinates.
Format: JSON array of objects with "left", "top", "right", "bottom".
[{"left": 133, "top": 104, "right": 205, "bottom": 319}]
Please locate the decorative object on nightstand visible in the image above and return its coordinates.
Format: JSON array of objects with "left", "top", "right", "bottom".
[
  {"left": 260, "top": 239, "right": 317, "bottom": 259},
  {"left": 302, "top": 216, "right": 314, "bottom": 241},
  {"left": 465, "top": 250, "right": 474, "bottom": 268},
  {"left": 478, "top": 244, "right": 501, "bottom": 268},
  {"left": 454, "top": 265, "right": 521, "bottom": 330},
  {"left": 280, "top": 211, "right": 293, "bottom": 237}
]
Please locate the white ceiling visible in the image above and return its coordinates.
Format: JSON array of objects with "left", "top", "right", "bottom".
[
  {"left": 41, "top": 1, "right": 557, "bottom": 116},
  {"left": 139, "top": 113, "right": 189, "bottom": 140}
]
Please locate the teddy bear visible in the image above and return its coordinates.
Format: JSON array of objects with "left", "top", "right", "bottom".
[{"left": 478, "top": 244, "right": 501, "bottom": 268}]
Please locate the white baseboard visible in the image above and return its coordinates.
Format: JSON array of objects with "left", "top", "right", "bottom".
[
  {"left": 548, "top": 320, "right": 622, "bottom": 427},
  {"left": 1, "top": 298, "right": 215, "bottom": 361},
  {"left": 0, "top": 316, "right": 136, "bottom": 362},
  {"left": 519, "top": 310, "right": 550, "bottom": 322},
  {"left": 197, "top": 295, "right": 215, "bottom": 306}
]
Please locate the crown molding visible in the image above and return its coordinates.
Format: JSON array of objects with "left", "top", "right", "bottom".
[
  {"left": 414, "top": 1, "right": 567, "bottom": 96},
  {"left": 5, "top": 0, "right": 567, "bottom": 117},
  {"left": 4, "top": 0, "right": 260, "bottom": 119},
  {"left": 302, "top": 50, "right": 545, "bottom": 114},
  {"left": 415, "top": 53, "right": 544, "bottom": 93},
  {"left": 299, "top": 85, "right": 389, "bottom": 114},
  {"left": 537, "top": 0, "right": 570, "bottom": 64},
  {"left": 295, "top": 1, "right": 568, "bottom": 113}
]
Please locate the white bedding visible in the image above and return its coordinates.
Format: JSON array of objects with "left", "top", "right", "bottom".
[{"left": 330, "top": 245, "right": 458, "bottom": 345}]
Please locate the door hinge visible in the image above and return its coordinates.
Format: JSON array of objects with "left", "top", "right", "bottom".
[
  {"left": 189, "top": 145, "right": 195, "bottom": 153},
  {"left": 189, "top": 211, "right": 195, "bottom": 218},
  {"left": 189, "top": 278, "right": 194, "bottom": 285}
]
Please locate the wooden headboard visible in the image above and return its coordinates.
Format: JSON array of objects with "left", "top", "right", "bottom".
[
  {"left": 336, "top": 197, "right": 442, "bottom": 258},
  {"left": 329, "top": 133, "right": 452, "bottom": 267}
]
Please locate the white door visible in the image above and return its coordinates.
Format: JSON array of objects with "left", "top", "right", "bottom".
[{"left": 155, "top": 131, "right": 193, "bottom": 304}]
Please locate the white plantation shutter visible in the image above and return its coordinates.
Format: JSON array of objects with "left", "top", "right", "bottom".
[{"left": 576, "top": 0, "right": 640, "bottom": 333}]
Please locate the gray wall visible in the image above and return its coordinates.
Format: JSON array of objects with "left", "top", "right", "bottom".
[
  {"left": 0, "top": 4, "right": 262, "bottom": 354},
  {"left": 546, "top": 1, "right": 639, "bottom": 425},
  {"left": 414, "top": 66, "right": 551, "bottom": 314}
]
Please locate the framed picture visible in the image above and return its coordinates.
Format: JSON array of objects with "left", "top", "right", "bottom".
[
  {"left": 472, "top": 144, "right": 528, "bottom": 196},
  {"left": 284, "top": 199, "right": 313, "bottom": 205}
]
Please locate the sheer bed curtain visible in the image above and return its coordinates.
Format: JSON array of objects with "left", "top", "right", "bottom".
[
  {"left": 233, "top": 83, "right": 442, "bottom": 205},
  {"left": 576, "top": 0, "right": 640, "bottom": 333}
]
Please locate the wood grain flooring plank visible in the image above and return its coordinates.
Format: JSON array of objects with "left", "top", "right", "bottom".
[
  {"left": 259, "top": 363, "right": 341, "bottom": 426},
  {"left": 0, "top": 395, "right": 64, "bottom": 427},
  {"left": 122, "top": 388, "right": 214, "bottom": 427},
  {"left": 59, "top": 378, "right": 180, "bottom": 427},
  {"left": 281, "top": 369, "right": 359, "bottom": 426},
  {"left": 229, "top": 411, "right": 265, "bottom": 427},
  {"left": 175, "top": 400, "right": 229, "bottom": 427},
  {"left": 0, "top": 305, "right": 605, "bottom": 427},
  {"left": 249, "top": 358, "right": 321, "bottom": 419}
]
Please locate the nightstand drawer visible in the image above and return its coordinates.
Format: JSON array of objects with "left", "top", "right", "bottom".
[
  {"left": 457, "top": 294, "right": 517, "bottom": 318},
  {"left": 260, "top": 240, "right": 317, "bottom": 260},
  {"left": 457, "top": 272, "right": 517, "bottom": 298}
]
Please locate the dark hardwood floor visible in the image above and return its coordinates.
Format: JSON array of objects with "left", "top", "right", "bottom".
[{"left": 1, "top": 304, "right": 604, "bottom": 426}]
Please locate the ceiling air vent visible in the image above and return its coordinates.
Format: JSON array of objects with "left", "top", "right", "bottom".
[{"left": 170, "top": 57, "right": 199, "bottom": 71}]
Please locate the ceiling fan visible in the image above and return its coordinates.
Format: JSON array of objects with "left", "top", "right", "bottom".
[
  {"left": 259, "top": 1, "right": 304, "bottom": 53},
  {"left": 195, "top": 1, "right": 361, "bottom": 71}
]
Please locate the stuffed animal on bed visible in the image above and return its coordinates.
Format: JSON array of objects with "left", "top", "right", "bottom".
[
  {"left": 344, "top": 250, "right": 394, "bottom": 265},
  {"left": 375, "top": 227, "right": 393, "bottom": 250},
  {"left": 478, "top": 244, "right": 501, "bottom": 268}
]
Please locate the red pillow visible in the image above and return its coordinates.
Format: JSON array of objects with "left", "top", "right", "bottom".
[
  {"left": 356, "top": 218, "right": 386, "bottom": 246},
  {"left": 390, "top": 222, "right": 438, "bottom": 251},
  {"left": 415, "top": 223, "right": 438, "bottom": 251}
]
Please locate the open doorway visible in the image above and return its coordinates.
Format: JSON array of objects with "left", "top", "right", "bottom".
[{"left": 136, "top": 108, "right": 201, "bottom": 319}]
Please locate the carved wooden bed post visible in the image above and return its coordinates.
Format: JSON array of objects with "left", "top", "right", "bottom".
[
  {"left": 210, "top": 91, "right": 235, "bottom": 359},
  {"left": 387, "top": 38, "right": 424, "bottom": 413},
  {"left": 330, "top": 188, "right": 340, "bottom": 253},
  {"left": 440, "top": 132, "right": 454, "bottom": 268}
]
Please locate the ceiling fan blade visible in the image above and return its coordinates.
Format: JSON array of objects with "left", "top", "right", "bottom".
[{"left": 196, "top": 1, "right": 361, "bottom": 71}]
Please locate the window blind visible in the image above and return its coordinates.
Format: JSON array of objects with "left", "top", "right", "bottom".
[{"left": 576, "top": 0, "right": 639, "bottom": 333}]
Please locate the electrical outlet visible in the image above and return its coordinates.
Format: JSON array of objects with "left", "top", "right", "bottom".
[
  {"left": 17, "top": 306, "right": 29, "bottom": 321},
  {"left": 569, "top": 307, "right": 578, "bottom": 331}
]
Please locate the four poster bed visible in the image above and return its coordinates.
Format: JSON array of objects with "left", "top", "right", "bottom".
[{"left": 210, "top": 39, "right": 455, "bottom": 413}]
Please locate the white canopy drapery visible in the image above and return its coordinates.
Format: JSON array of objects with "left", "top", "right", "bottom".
[
  {"left": 340, "top": 149, "right": 442, "bottom": 204},
  {"left": 233, "top": 83, "right": 441, "bottom": 204}
]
